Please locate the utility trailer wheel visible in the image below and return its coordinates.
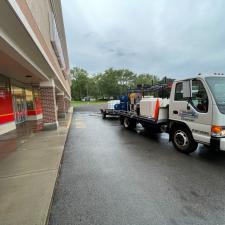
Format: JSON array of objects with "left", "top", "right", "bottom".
[
  {"left": 171, "top": 127, "right": 198, "bottom": 154},
  {"left": 120, "top": 116, "right": 124, "bottom": 125},
  {"left": 102, "top": 111, "right": 106, "bottom": 119},
  {"left": 123, "top": 117, "right": 136, "bottom": 130}
]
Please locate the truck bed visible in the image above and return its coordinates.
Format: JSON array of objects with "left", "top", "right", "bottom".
[{"left": 117, "top": 110, "right": 168, "bottom": 125}]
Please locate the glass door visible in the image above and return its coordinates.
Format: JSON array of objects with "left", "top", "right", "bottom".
[{"left": 12, "top": 86, "right": 27, "bottom": 124}]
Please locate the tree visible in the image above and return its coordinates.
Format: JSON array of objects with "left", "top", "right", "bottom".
[
  {"left": 134, "top": 74, "right": 159, "bottom": 86},
  {"left": 71, "top": 67, "right": 89, "bottom": 100},
  {"left": 117, "top": 69, "right": 136, "bottom": 94},
  {"left": 96, "top": 68, "right": 136, "bottom": 97},
  {"left": 70, "top": 67, "right": 171, "bottom": 100},
  {"left": 87, "top": 76, "right": 100, "bottom": 99},
  {"left": 97, "top": 68, "right": 119, "bottom": 97}
]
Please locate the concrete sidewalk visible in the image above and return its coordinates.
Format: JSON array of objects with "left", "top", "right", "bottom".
[{"left": 0, "top": 108, "right": 73, "bottom": 225}]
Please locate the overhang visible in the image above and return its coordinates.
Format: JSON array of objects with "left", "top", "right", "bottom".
[{"left": 0, "top": 0, "right": 71, "bottom": 98}]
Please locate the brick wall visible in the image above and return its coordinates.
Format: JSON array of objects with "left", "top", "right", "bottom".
[
  {"left": 56, "top": 94, "right": 65, "bottom": 114},
  {"left": 64, "top": 98, "right": 70, "bottom": 113},
  {"left": 40, "top": 87, "right": 57, "bottom": 123}
]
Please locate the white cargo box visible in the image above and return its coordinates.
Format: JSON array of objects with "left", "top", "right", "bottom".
[{"left": 107, "top": 100, "right": 120, "bottom": 110}]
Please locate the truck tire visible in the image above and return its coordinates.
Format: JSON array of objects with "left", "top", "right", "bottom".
[
  {"left": 120, "top": 116, "right": 124, "bottom": 125},
  {"left": 102, "top": 112, "right": 106, "bottom": 119},
  {"left": 171, "top": 127, "right": 198, "bottom": 154},
  {"left": 123, "top": 117, "right": 136, "bottom": 130}
]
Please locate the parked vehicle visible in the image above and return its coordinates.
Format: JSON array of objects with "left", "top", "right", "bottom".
[
  {"left": 81, "top": 97, "right": 96, "bottom": 102},
  {"left": 101, "top": 100, "right": 119, "bottom": 119},
  {"left": 101, "top": 73, "right": 225, "bottom": 154}
]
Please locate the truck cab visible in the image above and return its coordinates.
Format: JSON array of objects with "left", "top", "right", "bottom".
[{"left": 169, "top": 73, "right": 225, "bottom": 153}]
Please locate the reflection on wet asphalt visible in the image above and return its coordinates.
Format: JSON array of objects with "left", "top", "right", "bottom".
[{"left": 49, "top": 104, "right": 225, "bottom": 225}]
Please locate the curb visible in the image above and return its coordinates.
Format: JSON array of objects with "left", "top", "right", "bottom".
[{"left": 45, "top": 107, "right": 74, "bottom": 225}]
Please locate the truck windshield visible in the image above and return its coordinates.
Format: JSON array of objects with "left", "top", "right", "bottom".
[{"left": 206, "top": 77, "right": 225, "bottom": 114}]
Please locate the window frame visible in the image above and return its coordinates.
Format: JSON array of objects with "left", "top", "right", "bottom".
[
  {"left": 174, "top": 82, "right": 185, "bottom": 101},
  {"left": 174, "top": 79, "right": 209, "bottom": 113},
  {"left": 190, "top": 79, "right": 209, "bottom": 113}
]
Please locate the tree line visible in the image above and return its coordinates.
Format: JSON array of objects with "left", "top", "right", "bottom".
[{"left": 71, "top": 67, "right": 172, "bottom": 100}]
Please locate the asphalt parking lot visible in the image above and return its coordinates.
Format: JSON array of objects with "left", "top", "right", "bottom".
[{"left": 49, "top": 104, "right": 225, "bottom": 225}]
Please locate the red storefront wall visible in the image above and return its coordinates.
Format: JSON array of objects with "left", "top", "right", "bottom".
[{"left": 0, "top": 89, "right": 14, "bottom": 124}]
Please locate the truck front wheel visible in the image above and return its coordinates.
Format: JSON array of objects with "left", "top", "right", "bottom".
[{"left": 171, "top": 127, "right": 198, "bottom": 154}]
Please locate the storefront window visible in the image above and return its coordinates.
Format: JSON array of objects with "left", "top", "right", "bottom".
[
  {"left": 25, "top": 89, "right": 34, "bottom": 110},
  {"left": 0, "top": 75, "right": 10, "bottom": 93}
]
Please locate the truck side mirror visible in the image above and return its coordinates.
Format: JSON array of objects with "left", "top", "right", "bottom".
[{"left": 183, "top": 80, "right": 192, "bottom": 99}]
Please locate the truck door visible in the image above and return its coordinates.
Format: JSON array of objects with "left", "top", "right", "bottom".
[{"left": 170, "top": 79, "right": 212, "bottom": 144}]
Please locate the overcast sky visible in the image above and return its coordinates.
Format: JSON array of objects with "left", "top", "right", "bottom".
[{"left": 61, "top": 0, "right": 225, "bottom": 78}]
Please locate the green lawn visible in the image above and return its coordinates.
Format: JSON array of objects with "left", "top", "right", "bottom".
[{"left": 71, "top": 100, "right": 107, "bottom": 107}]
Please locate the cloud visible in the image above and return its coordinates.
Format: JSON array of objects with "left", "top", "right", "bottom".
[{"left": 62, "top": 0, "right": 225, "bottom": 78}]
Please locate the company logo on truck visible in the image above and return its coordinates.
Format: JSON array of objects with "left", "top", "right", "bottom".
[{"left": 179, "top": 110, "right": 198, "bottom": 121}]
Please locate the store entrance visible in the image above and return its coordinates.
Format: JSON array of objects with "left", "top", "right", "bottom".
[{"left": 12, "top": 86, "right": 27, "bottom": 124}]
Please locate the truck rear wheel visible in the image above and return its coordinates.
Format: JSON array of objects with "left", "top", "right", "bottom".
[
  {"left": 171, "top": 127, "right": 198, "bottom": 154},
  {"left": 123, "top": 117, "right": 136, "bottom": 130}
]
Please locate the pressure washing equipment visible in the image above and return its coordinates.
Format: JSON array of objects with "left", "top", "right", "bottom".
[{"left": 101, "top": 74, "right": 225, "bottom": 154}]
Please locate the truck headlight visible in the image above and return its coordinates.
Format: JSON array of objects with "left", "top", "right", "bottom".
[{"left": 211, "top": 125, "right": 225, "bottom": 137}]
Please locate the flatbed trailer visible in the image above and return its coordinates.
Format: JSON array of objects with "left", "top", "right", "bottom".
[
  {"left": 117, "top": 110, "right": 168, "bottom": 132},
  {"left": 100, "top": 108, "right": 120, "bottom": 119}
]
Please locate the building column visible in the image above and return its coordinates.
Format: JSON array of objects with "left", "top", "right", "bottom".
[
  {"left": 56, "top": 92, "right": 66, "bottom": 118},
  {"left": 64, "top": 97, "right": 70, "bottom": 113},
  {"left": 40, "top": 79, "right": 58, "bottom": 130}
]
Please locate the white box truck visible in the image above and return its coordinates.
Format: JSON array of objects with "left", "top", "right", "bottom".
[{"left": 118, "top": 73, "right": 225, "bottom": 154}]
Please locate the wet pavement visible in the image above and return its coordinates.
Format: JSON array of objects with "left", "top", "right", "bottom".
[
  {"left": 0, "top": 110, "right": 73, "bottom": 225},
  {"left": 0, "top": 120, "right": 43, "bottom": 161},
  {"left": 49, "top": 104, "right": 225, "bottom": 225}
]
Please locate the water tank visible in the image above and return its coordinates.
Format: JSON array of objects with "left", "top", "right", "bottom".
[{"left": 140, "top": 97, "right": 162, "bottom": 118}]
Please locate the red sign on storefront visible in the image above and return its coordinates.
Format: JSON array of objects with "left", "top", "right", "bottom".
[{"left": 0, "top": 90, "right": 14, "bottom": 124}]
